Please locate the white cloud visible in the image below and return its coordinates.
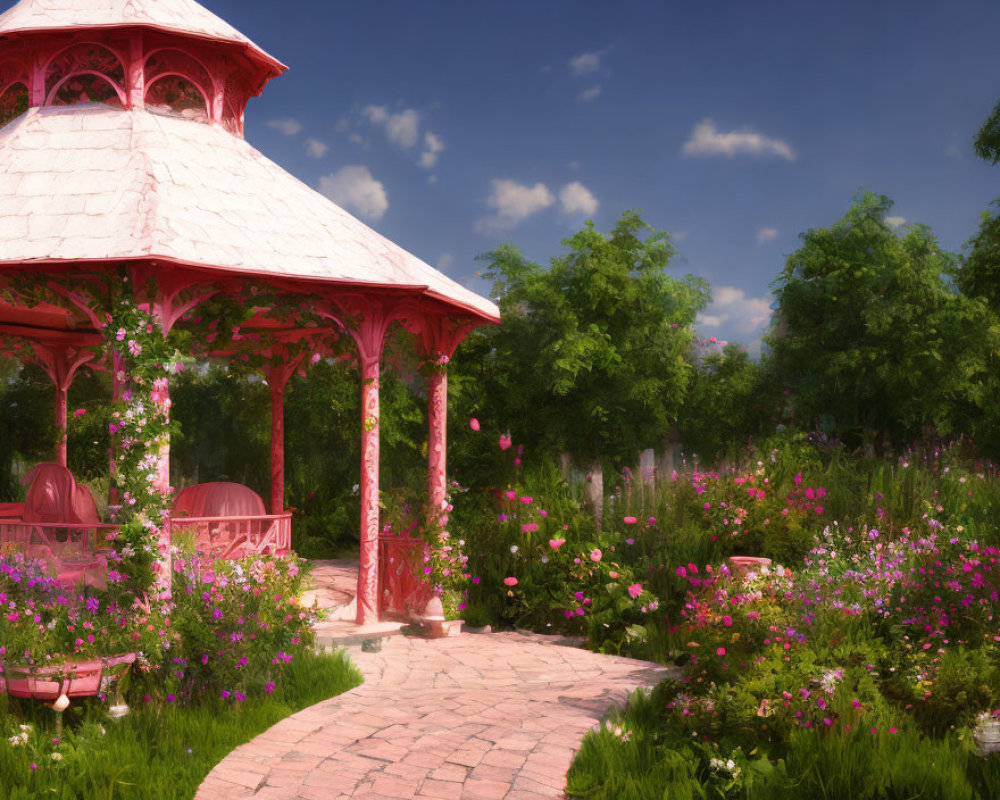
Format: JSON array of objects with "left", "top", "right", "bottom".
[
  {"left": 334, "top": 118, "right": 351, "bottom": 134},
  {"left": 696, "top": 286, "right": 772, "bottom": 339},
  {"left": 267, "top": 118, "right": 302, "bottom": 136},
  {"left": 361, "top": 105, "right": 389, "bottom": 125},
  {"left": 420, "top": 131, "right": 444, "bottom": 169},
  {"left": 305, "top": 138, "right": 328, "bottom": 159},
  {"left": 362, "top": 105, "right": 421, "bottom": 149},
  {"left": 438, "top": 252, "right": 454, "bottom": 271},
  {"left": 756, "top": 226, "right": 778, "bottom": 244},
  {"left": 318, "top": 165, "right": 388, "bottom": 221},
  {"left": 885, "top": 215, "right": 906, "bottom": 228},
  {"left": 475, "top": 179, "right": 555, "bottom": 233},
  {"left": 682, "top": 119, "right": 796, "bottom": 161},
  {"left": 578, "top": 84, "right": 602, "bottom": 101},
  {"left": 559, "top": 181, "right": 599, "bottom": 216},
  {"left": 569, "top": 51, "right": 601, "bottom": 76},
  {"left": 386, "top": 109, "right": 420, "bottom": 149},
  {"left": 348, "top": 132, "right": 365, "bottom": 146}
]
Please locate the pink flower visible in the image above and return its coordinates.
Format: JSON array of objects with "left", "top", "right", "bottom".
[
  {"left": 815, "top": 506, "right": 824, "bottom": 515},
  {"left": 150, "top": 378, "right": 170, "bottom": 407},
  {"left": 794, "top": 472, "right": 802, "bottom": 485},
  {"left": 623, "top": 516, "right": 637, "bottom": 524},
  {"left": 716, "top": 647, "right": 726, "bottom": 656},
  {"left": 469, "top": 418, "right": 480, "bottom": 431},
  {"left": 627, "top": 583, "right": 643, "bottom": 598},
  {"left": 503, "top": 577, "right": 518, "bottom": 587},
  {"left": 521, "top": 523, "right": 539, "bottom": 533},
  {"left": 73, "top": 408, "right": 86, "bottom": 417},
  {"left": 549, "top": 538, "right": 565, "bottom": 550},
  {"left": 520, "top": 496, "right": 532, "bottom": 505},
  {"left": 499, "top": 434, "right": 512, "bottom": 450},
  {"left": 590, "top": 549, "right": 602, "bottom": 562}
]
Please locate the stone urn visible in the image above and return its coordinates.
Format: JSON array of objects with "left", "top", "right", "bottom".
[{"left": 419, "top": 596, "right": 462, "bottom": 638}]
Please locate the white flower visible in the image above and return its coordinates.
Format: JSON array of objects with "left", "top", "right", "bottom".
[
  {"left": 510, "top": 545, "right": 518, "bottom": 554},
  {"left": 51, "top": 752, "right": 62, "bottom": 761}
]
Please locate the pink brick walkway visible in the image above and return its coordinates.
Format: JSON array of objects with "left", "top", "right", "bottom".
[{"left": 196, "top": 632, "right": 674, "bottom": 800}]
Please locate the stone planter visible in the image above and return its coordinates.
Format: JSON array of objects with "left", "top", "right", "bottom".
[
  {"left": 974, "top": 715, "right": 1000, "bottom": 756},
  {"left": 727, "top": 556, "right": 772, "bottom": 579}
]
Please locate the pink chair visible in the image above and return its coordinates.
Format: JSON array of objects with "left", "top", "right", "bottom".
[
  {"left": 172, "top": 482, "right": 276, "bottom": 559},
  {"left": 1, "top": 463, "right": 107, "bottom": 587}
]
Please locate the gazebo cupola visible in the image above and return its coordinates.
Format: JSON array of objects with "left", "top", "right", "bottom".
[{"left": 0, "top": 0, "right": 286, "bottom": 135}]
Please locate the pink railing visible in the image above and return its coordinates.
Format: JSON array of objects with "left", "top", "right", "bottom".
[
  {"left": 168, "top": 513, "right": 292, "bottom": 561},
  {"left": 0, "top": 520, "right": 116, "bottom": 587},
  {"left": 0, "top": 514, "right": 292, "bottom": 586},
  {"left": 378, "top": 534, "right": 433, "bottom": 620}
]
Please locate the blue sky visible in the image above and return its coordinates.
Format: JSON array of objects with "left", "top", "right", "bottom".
[{"left": 211, "top": 0, "right": 1000, "bottom": 351}]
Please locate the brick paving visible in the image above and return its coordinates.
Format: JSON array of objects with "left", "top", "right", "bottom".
[{"left": 195, "top": 630, "right": 674, "bottom": 799}]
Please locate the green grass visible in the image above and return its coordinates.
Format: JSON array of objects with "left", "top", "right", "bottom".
[{"left": 0, "top": 648, "right": 362, "bottom": 800}]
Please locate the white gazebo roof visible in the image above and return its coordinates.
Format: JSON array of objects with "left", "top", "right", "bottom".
[
  {"left": 0, "top": 106, "right": 499, "bottom": 321},
  {"left": 0, "top": 0, "right": 285, "bottom": 75}
]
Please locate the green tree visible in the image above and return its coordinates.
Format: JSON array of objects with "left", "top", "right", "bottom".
[
  {"left": 953, "top": 205, "right": 1000, "bottom": 456},
  {"left": 677, "top": 343, "right": 776, "bottom": 464},
  {"left": 767, "top": 192, "right": 989, "bottom": 454},
  {"left": 974, "top": 99, "right": 1000, "bottom": 164},
  {"left": 452, "top": 211, "right": 709, "bottom": 471}
]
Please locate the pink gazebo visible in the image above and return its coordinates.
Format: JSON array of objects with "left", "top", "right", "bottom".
[{"left": 0, "top": 0, "right": 499, "bottom": 624}]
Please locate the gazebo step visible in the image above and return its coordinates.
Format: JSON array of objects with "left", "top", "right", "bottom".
[{"left": 312, "top": 620, "right": 406, "bottom": 651}]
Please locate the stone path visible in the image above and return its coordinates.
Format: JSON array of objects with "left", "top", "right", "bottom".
[{"left": 196, "top": 631, "right": 674, "bottom": 800}]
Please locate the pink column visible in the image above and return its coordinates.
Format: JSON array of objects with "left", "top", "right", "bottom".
[
  {"left": 270, "top": 380, "right": 285, "bottom": 514},
  {"left": 54, "top": 383, "right": 68, "bottom": 467},
  {"left": 427, "top": 369, "right": 448, "bottom": 526},
  {"left": 357, "top": 354, "right": 381, "bottom": 625}
]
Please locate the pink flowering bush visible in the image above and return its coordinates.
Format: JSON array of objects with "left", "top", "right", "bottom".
[
  {"left": 133, "top": 552, "right": 315, "bottom": 705},
  {"left": 0, "top": 552, "right": 158, "bottom": 665}
]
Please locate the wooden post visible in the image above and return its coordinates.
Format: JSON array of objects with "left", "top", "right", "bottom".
[
  {"left": 54, "top": 384, "right": 68, "bottom": 467},
  {"left": 269, "top": 379, "right": 285, "bottom": 515}
]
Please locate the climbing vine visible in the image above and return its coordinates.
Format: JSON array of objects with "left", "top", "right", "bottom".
[{"left": 104, "top": 275, "right": 187, "bottom": 601}]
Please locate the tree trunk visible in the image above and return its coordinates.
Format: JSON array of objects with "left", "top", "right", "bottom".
[
  {"left": 585, "top": 459, "right": 603, "bottom": 528},
  {"left": 560, "top": 452, "right": 572, "bottom": 482}
]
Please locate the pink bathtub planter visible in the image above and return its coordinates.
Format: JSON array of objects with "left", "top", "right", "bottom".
[{"left": 0, "top": 653, "right": 136, "bottom": 706}]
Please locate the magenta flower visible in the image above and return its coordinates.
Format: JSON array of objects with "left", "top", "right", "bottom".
[
  {"left": 627, "top": 583, "right": 643, "bottom": 598},
  {"left": 499, "top": 434, "right": 512, "bottom": 450},
  {"left": 716, "top": 647, "right": 726, "bottom": 656},
  {"left": 521, "top": 523, "right": 539, "bottom": 533},
  {"left": 469, "top": 418, "right": 480, "bottom": 431},
  {"left": 623, "top": 516, "right": 637, "bottom": 525},
  {"left": 549, "top": 538, "right": 565, "bottom": 550},
  {"left": 503, "top": 577, "right": 518, "bottom": 587},
  {"left": 73, "top": 408, "right": 86, "bottom": 417}
]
